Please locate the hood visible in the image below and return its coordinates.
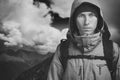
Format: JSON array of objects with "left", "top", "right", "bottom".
[{"left": 68, "top": 0, "right": 111, "bottom": 40}]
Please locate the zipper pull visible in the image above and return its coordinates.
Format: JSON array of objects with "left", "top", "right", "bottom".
[
  {"left": 97, "top": 64, "right": 106, "bottom": 75},
  {"left": 97, "top": 65, "right": 101, "bottom": 75},
  {"left": 79, "top": 66, "right": 82, "bottom": 75}
]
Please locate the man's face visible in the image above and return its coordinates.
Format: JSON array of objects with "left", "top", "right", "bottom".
[{"left": 76, "top": 12, "right": 98, "bottom": 35}]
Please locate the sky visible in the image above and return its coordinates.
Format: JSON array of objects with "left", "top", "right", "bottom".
[
  {"left": 51, "top": 0, "right": 74, "bottom": 17},
  {"left": 0, "top": 0, "right": 68, "bottom": 55},
  {"left": 0, "top": 0, "right": 120, "bottom": 55}
]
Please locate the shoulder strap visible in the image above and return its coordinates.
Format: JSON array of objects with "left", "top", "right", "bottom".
[
  {"left": 59, "top": 39, "right": 69, "bottom": 72},
  {"left": 102, "top": 39, "right": 117, "bottom": 80},
  {"left": 103, "top": 40, "right": 113, "bottom": 71}
]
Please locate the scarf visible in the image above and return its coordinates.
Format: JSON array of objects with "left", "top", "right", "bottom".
[{"left": 67, "top": 32, "right": 102, "bottom": 53}]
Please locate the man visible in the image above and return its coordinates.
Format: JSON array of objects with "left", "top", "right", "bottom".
[{"left": 47, "top": 0, "right": 120, "bottom": 80}]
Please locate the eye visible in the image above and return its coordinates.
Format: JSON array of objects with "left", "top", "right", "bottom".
[
  {"left": 89, "top": 13, "right": 96, "bottom": 17},
  {"left": 78, "top": 14, "right": 84, "bottom": 18}
]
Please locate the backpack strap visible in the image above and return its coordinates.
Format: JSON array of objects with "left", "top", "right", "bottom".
[
  {"left": 103, "top": 40, "right": 113, "bottom": 71},
  {"left": 59, "top": 39, "right": 69, "bottom": 73},
  {"left": 102, "top": 39, "right": 116, "bottom": 80}
]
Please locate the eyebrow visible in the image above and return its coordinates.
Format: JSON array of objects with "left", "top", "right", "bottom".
[{"left": 79, "top": 12, "right": 95, "bottom": 15}]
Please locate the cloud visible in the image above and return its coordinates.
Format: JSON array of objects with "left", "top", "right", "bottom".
[
  {"left": 51, "top": 0, "right": 74, "bottom": 17},
  {"left": 0, "top": 0, "right": 68, "bottom": 55}
]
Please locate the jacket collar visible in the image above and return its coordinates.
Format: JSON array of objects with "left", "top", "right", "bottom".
[{"left": 67, "top": 31, "right": 102, "bottom": 53}]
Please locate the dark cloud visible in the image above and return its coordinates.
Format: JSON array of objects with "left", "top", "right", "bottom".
[
  {"left": 48, "top": 11, "right": 69, "bottom": 30},
  {"left": 33, "top": 0, "right": 53, "bottom": 7}
]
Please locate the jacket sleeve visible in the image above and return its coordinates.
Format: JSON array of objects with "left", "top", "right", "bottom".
[
  {"left": 113, "top": 43, "right": 120, "bottom": 80},
  {"left": 47, "top": 45, "right": 63, "bottom": 80}
]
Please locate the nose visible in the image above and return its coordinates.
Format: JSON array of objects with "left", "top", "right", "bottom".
[{"left": 84, "top": 16, "right": 90, "bottom": 25}]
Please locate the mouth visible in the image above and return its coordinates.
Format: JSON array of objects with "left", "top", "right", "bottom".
[
  {"left": 81, "top": 29, "right": 94, "bottom": 34},
  {"left": 82, "top": 29, "right": 93, "bottom": 31}
]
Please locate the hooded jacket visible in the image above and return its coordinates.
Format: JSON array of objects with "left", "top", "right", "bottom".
[{"left": 47, "top": 0, "right": 120, "bottom": 80}]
